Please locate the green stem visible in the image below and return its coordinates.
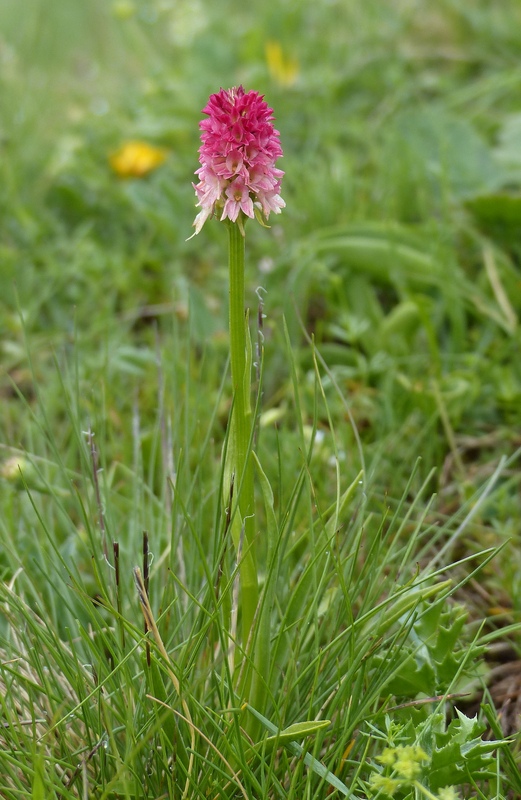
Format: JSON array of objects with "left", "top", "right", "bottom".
[{"left": 228, "top": 219, "right": 258, "bottom": 653}]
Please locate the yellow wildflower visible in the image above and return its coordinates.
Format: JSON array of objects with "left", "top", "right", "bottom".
[
  {"left": 109, "top": 140, "right": 168, "bottom": 178},
  {"left": 376, "top": 748, "right": 398, "bottom": 767},
  {"left": 376, "top": 745, "right": 429, "bottom": 781},
  {"left": 0, "top": 456, "right": 28, "bottom": 483},
  {"left": 0, "top": 456, "right": 49, "bottom": 493},
  {"left": 265, "top": 41, "right": 299, "bottom": 87},
  {"left": 438, "top": 788, "right": 459, "bottom": 800},
  {"left": 112, "top": 0, "right": 135, "bottom": 19}
]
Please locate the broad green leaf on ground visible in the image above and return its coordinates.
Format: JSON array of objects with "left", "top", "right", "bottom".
[
  {"left": 493, "top": 113, "right": 521, "bottom": 184},
  {"left": 466, "top": 193, "right": 521, "bottom": 254},
  {"left": 385, "top": 108, "right": 502, "bottom": 199}
]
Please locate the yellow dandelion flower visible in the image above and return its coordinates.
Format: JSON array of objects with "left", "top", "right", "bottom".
[
  {"left": 109, "top": 140, "right": 168, "bottom": 179},
  {"left": 265, "top": 40, "right": 299, "bottom": 88}
]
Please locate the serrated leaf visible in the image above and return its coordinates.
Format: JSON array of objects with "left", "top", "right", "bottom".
[
  {"left": 428, "top": 710, "right": 504, "bottom": 790},
  {"left": 443, "top": 709, "right": 486, "bottom": 745},
  {"left": 435, "top": 615, "right": 467, "bottom": 660},
  {"left": 382, "top": 654, "right": 436, "bottom": 697},
  {"left": 429, "top": 739, "right": 496, "bottom": 790}
]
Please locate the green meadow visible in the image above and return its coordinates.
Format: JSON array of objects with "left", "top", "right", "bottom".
[{"left": 1, "top": 0, "right": 521, "bottom": 797}]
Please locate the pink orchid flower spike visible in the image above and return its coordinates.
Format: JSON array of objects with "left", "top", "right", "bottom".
[{"left": 192, "top": 86, "right": 285, "bottom": 235}]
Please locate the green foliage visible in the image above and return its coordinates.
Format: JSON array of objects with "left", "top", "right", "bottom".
[
  {"left": 427, "top": 711, "right": 500, "bottom": 790},
  {"left": 367, "top": 712, "right": 506, "bottom": 798},
  {"left": 375, "top": 602, "right": 483, "bottom": 698},
  {"left": 466, "top": 194, "right": 521, "bottom": 255},
  {"left": 1, "top": 0, "right": 521, "bottom": 797}
]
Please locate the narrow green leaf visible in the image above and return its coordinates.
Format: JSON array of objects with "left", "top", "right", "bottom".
[
  {"left": 245, "top": 704, "right": 358, "bottom": 798},
  {"left": 265, "top": 718, "right": 331, "bottom": 745},
  {"left": 31, "top": 751, "right": 46, "bottom": 800},
  {"left": 145, "top": 653, "right": 177, "bottom": 746}
]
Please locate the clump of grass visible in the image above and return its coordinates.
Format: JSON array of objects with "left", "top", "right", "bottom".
[{"left": 0, "top": 323, "right": 511, "bottom": 798}]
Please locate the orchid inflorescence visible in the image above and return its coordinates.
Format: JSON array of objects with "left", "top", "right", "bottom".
[{"left": 192, "top": 85, "right": 285, "bottom": 235}]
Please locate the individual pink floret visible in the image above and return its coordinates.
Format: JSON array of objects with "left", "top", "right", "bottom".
[
  {"left": 192, "top": 86, "right": 285, "bottom": 234},
  {"left": 222, "top": 178, "right": 255, "bottom": 222}
]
